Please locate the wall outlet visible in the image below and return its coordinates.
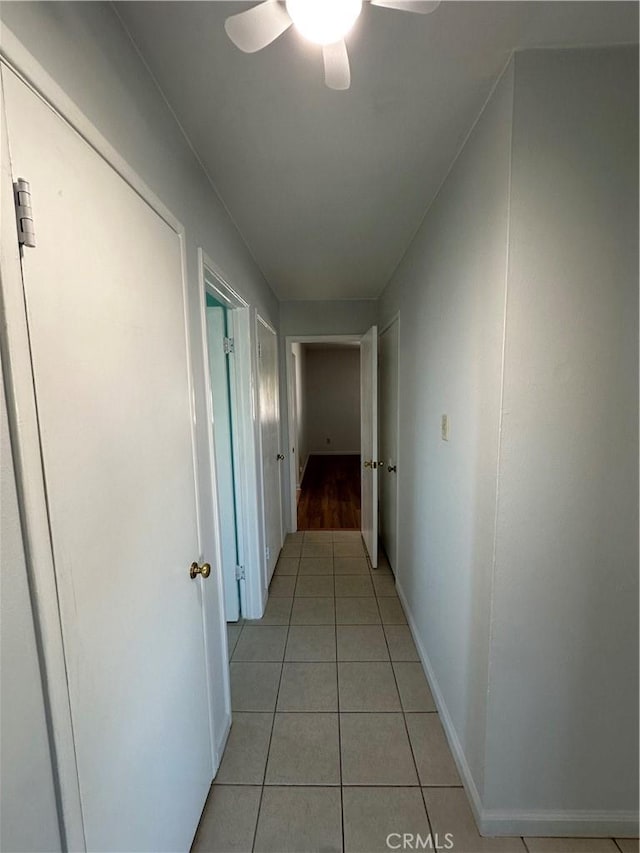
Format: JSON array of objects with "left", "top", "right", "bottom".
[{"left": 441, "top": 414, "right": 450, "bottom": 441}]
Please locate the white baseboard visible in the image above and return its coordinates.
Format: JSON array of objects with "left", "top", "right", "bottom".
[
  {"left": 213, "top": 714, "right": 231, "bottom": 776},
  {"left": 297, "top": 454, "right": 309, "bottom": 489},
  {"left": 395, "top": 582, "right": 639, "bottom": 839},
  {"left": 395, "top": 582, "right": 485, "bottom": 826},
  {"left": 480, "top": 809, "right": 639, "bottom": 838}
]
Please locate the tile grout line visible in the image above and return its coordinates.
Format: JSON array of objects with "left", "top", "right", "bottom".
[
  {"left": 333, "top": 544, "right": 346, "bottom": 853},
  {"left": 256, "top": 531, "right": 345, "bottom": 849},
  {"left": 228, "top": 626, "right": 240, "bottom": 660},
  {"left": 214, "top": 782, "right": 466, "bottom": 788},
  {"left": 386, "top": 571, "right": 441, "bottom": 842},
  {"left": 372, "top": 552, "right": 439, "bottom": 842},
  {"left": 229, "top": 709, "right": 439, "bottom": 713},
  {"left": 249, "top": 553, "right": 296, "bottom": 853}
]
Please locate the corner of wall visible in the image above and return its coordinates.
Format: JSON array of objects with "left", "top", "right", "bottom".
[{"left": 481, "top": 47, "right": 516, "bottom": 808}]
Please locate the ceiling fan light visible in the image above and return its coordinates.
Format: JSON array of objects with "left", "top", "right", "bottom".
[{"left": 285, "top": 0, "right": 362, "bottom": 45}]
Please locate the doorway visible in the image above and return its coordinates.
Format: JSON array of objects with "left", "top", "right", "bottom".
[
  {"left": 205, "top": 291, "right": 242, "bottom": 621},
  {"left": 286, "top": 337, "right": 362, "bottom": 532},
  {"left": 286, "top": 329, "right": 379, "bottom": 564},
  {"left": 199, "top": 254, "right": 266, "bottom": 622}
]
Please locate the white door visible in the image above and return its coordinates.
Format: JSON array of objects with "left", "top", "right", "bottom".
[
  {"left": 257, "top": 317, "right": 283, "bottom": 580},
  {"left": 207, "top": 305, "right": 240, "bottom": 621},
  {"left": 360, "top": 325, "right": 379, "bottom": 567},
  {"left": 290, "top": 352, "right": 300, "bottom": 488},
  {"left": 379, "top": 318, "right": 399, "bottom": 572},
  {"left": 2, "top": 68, "right": 222, "bottom": 852}
]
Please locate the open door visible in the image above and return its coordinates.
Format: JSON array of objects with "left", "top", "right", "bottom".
[
  {"left": 257, "top": 316, "right": 283, "bottom": 582},
  {"left": 206, "top": 304, "right": 240, "bottom": 622},
  {"left": 360, "top": 325, "right": 378, "bottom": 567},
  {"left": 379, "top": 318, "right": 399, "bottom": 572}
]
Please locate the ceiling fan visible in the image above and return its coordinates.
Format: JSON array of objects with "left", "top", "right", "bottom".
[{"left": 224, "top": 0, "right": 441, "bottom": 90}]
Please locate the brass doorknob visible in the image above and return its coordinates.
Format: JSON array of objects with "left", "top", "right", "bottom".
[
  {"left": 364, "top": 460, "right": 372, "bottom": 468},
  {"left": 190, "top": 562, "right": 211, "bottom": 579},
  {"left": 388, "top": 465, "right": 397, "bottom": 473},
  {"left": 276, "top": 453, "right": 285, "bottom": 460}
]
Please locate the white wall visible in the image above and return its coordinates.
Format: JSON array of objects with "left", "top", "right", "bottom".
[
  {"left": 1, "top": 358, "right": 62, "bottom": 853},
  {"left": 280, "top": 299, "right": 377, "bottom": 338},
  {"left": 378, "top": 45, "right": 638, "bottom": 836},
  {"left": 303, "top": 346, "right": 360, "bottom": 455},
  {"left": 484, "top": 46, "right": 638, "bottom": 825},
  {"left": 378, "top": 60, "right": 514, "bottom": 804}
]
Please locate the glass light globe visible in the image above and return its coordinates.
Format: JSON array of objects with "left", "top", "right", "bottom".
[{"left": 286, "top": 0, "right": 363, "bottom": 45}]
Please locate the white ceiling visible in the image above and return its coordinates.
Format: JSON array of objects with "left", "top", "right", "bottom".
[{"left": 116, "top": 1, "right": 637, "bottom": 300}]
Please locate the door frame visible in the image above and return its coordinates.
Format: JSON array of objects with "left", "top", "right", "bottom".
[
  {"left": 256, "top": 314, "right": 283, "bottom": 584},
  {"left": 0, "top": 73, "right": 85, "bottom": 852},
  {"left": 284, "top": 334, "right": 363, "bottom": 532},
  {"left": 379, "top": 312, "right": 401, "bottom": 574},
  {"left": 198, "top": 251, "right": 265, "bottom": 620},
  {"left": 0, "top": 30, "right": 223, "bottom": 848}
]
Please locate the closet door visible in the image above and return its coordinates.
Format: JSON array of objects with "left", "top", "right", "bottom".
[
  {"left": 257, "top": 316, "right": 283, "bottom": 581},
  {"left": 2, "top": 67, "right": 217, "bottom": 852}
]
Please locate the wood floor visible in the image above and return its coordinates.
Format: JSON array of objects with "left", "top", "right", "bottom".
[{"left": 297, "top": 455, "right": 361, "bottom": 530}]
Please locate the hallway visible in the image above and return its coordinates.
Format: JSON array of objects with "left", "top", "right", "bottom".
[
  {"left": 1, "top": 5, "right": 637, "bottom": 851},
  {"left": 193, "top": 531, "right": 633, "bottom": 853},
  {"left": 297, "top": 455, "right": 361, "bottom": 530}
]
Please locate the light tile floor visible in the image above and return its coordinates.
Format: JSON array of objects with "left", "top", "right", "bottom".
[{"left": 193, "top": 530, "right": 638, "bottom": 853}]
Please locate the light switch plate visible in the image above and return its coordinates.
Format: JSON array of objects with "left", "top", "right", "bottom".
[{"left": 441, "top": 414, "right": 449, "bottom": 441}]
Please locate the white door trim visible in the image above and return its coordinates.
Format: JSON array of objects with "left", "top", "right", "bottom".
[
  {"left": 254, "top": 317, "right": 269, "bottom": 606},
  {"left": 284, "top": 334, "right": 362, "bottom": 532},
  {"left": 379, "top": 312, "right": 401, "bottom": 574},
  {"left": 256, "top": 314, "right": 283, "bottom": 583},
  {"left": 0, "top": 27, "right": 181, "bottom": 236},
  {"left": 197, "top": 250, "right": 265, "bottom": 621},
  {"left": 257, "top": 313, "right": 278, "bottom": 337},
  {"left": 379, "top": 311, "right": 400, "bottom": 337},
  {"left": 360, "top": 325, "right": 379, "bottom": 566}
]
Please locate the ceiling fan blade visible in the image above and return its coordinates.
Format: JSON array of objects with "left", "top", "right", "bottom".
[
  {"left": 225, "top": 0, "right": 292, "bottom": 53},
  {"left": 322, "top": 40, "right": 351, "bottom": 91},
  {"left": 370, "top": 0, "right": 440, "bottom": 13}
]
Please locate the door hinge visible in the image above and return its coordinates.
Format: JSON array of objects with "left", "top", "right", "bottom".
[
  {"left": 13, "top": 178, "right": 36, "bottom": 248},
  {"left": 223, "top": 336, "right": 235, "bottom": 355},
  {"left": 265, "top": 546, "right": 270, "bottom": 562},
  {"left": 235, "top": 565, "right": 245, "bottom": 581},
  {"left": 258, "top": 342, "right": 262, "bottom": 359}
]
